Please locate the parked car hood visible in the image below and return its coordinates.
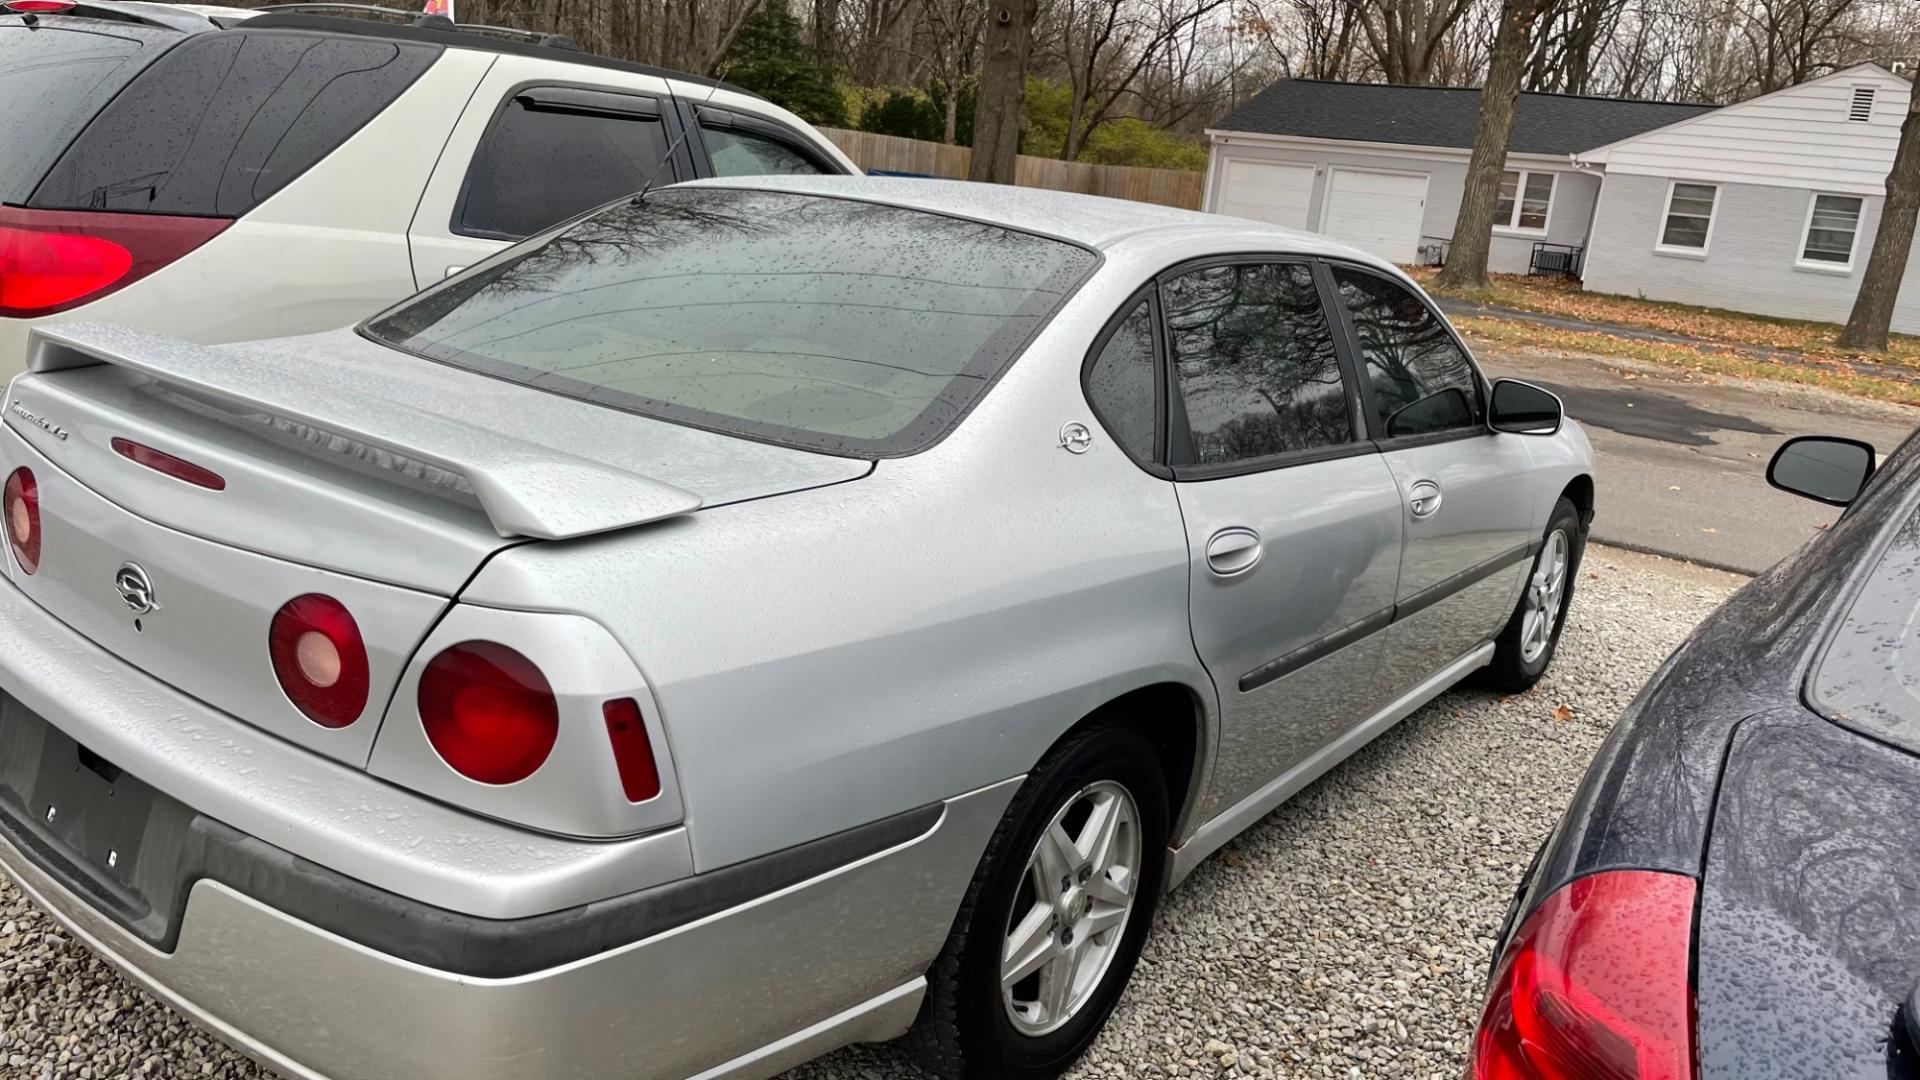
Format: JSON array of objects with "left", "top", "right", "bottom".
[{"left": 8, "top": 324, "right": 872, "bottom": 593}]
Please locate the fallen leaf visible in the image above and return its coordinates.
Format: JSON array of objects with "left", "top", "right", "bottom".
[
  {"left": 1668, "top": 485, "right": 1681, "bottom": 491},
  {"left": 1552, "top": 704, "right": 1575, "bottom": 723},
  {"left": 1701, "top": 526, "right": 1718, "bottom": 534}
]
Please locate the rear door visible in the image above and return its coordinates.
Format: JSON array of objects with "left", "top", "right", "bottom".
[
  {"left": 1325, "top": 263, "right": 1538, "bottom": 692},
  {"left": 1159, "top": 258, "right": 1405, "bottom": 822},
  {"left": 407, "top": 55, "right": 692, "bottom": 286}
]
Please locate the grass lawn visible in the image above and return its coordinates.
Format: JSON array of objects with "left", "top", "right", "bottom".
[{"left": 1409, "top": 268, "right": 1920, "bottom": 406}]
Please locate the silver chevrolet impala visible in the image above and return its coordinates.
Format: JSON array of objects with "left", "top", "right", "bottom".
[{"left": 0, "top": 177, "right": 1594, "bottom": 1080}]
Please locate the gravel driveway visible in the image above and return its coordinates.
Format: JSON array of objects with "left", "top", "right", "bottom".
[{"left": 0, "top": 547, "right": 1742, "bottom": 1080}]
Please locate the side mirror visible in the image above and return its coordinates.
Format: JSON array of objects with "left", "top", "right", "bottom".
[
  {"left": 1488, "top": 378, "right": 1563, "bottom": 435},
  {"left": 1767, "top": 435, "right": 1876, "bottom": 507}
]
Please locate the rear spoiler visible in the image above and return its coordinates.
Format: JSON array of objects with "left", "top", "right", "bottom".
[{"left": 26, "top": 325, "right": 703, "bottom": 540}]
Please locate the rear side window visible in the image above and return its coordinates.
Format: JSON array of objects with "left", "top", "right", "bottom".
[
  {"left": 1085, "top": 298, "right": 1159, "bottom": 462},
  {"left": 367, "top": 187, "right": 1097, "bottom": 457},
  {"left": 0, "top": 24, "right": 149, "bottom": 202},
  {"left": 1333, "top": 267, "right": 1483, "bottom": 438},
  {"left": 458, "top": 91, "right": 676, "bottom": 240},
  {"left": 33, "top": 30, "right": 438, "bottom": 216},
  {"left": 702, "top": 126, "right": 827, "bottom": 178}
]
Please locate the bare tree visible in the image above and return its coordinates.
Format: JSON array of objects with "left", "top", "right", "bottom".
[
  {"left": 971, "top": 0, "right": 1040, "bottom": 182},
  {"left": 1435, "top": 0, "right": 1555, "bottom": 291},
  {"left": 1049, "top": 0, "right": 1232, "bottom": 158},
  {"left": 1838, "top": 85, "right": 1920, "bottom": 351},
  {"left": 1353, "top": 0, "right": 1481, "bottom": 84}
]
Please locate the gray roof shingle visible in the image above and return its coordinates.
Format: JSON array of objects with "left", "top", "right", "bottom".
[{"left": 1213, "top": 79, "right": 1716, "bottom": 156}]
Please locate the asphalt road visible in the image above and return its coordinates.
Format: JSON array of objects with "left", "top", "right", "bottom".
[{"left": 1476, "top": 343, "right": 1916, "bottom": 574}]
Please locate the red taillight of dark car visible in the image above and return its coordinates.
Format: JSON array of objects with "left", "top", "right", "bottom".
[
  {"left": 4, "top": 467, "right": 40, "bottom": 575},
  {"left": 269, "top": 594, "right": 371, "bottom": 728},
  {"left": 0, "top": 206, "right": 230, "bottom": 318},
  {"left": 1468, "top": 870, "right": 1698, "bottom": 1080},
  {"left": 419, "top": 641, "right": 559, "bottom": 785}
]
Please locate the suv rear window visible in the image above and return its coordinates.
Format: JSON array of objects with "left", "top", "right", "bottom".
[
  {"left": 32, "top": 29, "right": 437, "bottom": 216},
  {"left": 0, "top": 22, "right": 153, "bottom": 201},
  {"left": 366, "top": 187, "right": 1097, "bottom": 456}
]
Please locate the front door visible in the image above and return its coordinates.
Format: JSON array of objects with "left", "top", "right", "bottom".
[
  {"left": 1156, "top": 260, "right": 1406, "bottom": 824},
  {"left": 1326, "top": 264, "right": 1540, "bottom": 692}
]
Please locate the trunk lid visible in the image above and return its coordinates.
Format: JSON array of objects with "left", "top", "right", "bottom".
[{"left": 0, "top": 324, "right": 869, "bottom": 766}]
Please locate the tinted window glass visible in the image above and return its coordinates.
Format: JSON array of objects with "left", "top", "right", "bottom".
[
  {"left": 0, "top": 23, "right": 148, "bottom": 201},
  {"left": 1814, "top": 505, "right": 1920, "bottom": 755},
  {"left": 33, "top": 32, "right": 437, "bottom": 215},
  {"left": 1086, "top": 299, "right": 1158, "bottom": 461},
  {"left": 368, "top": 188, "right": 1097, "bottom": 456},
  {"left": 1334, "top": 268, "right": 1482, "bottom": 438},
  {"left": 1163, "top": 263, "right": 1350, "bottom": 466},
  {"left": 704, "top": 126, "right": 826, "bottom": 177},
  {"left": 460, "top": 97, "right": 673, "bottom": 239}
]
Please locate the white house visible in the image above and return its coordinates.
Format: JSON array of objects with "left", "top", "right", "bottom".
[{"left": 1205, "top": 64, "right": 1920, "bottom": 333}]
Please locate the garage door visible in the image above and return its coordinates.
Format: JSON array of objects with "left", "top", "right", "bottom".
[
  {"left": 1215, "top": 159, "right": 1314, "bottom": 229},
  {"left": 1322, "top": 169, "right": 1428, "bottom": 264}
]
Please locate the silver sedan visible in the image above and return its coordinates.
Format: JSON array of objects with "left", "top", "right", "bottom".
[{"left": 0, "top": 177, "right": 1593, "bottom": 1080}]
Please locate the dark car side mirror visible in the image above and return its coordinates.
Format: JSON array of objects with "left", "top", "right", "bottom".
[
  {"left": 1488, "top": 379, "right": 1563, "bottom": 435},
  {"left": 1768, "top": 435, "right": 1877, "bottom": 507}
]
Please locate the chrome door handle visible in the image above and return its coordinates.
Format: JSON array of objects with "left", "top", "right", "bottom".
[
  {"left": 1205, "top": 527, "right": 1263, "bottom": 576},
  {"left": 1407, "top": 480, "right": 1443, "bottom": 519}
]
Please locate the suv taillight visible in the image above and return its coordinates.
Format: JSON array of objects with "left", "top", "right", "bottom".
[
  {"left": 419, "top": 641, "right": 560, "bottom": 785},
  {"left": 0, "top": 207, "right": 230, "bottom": 317},
  {"left": 4, "top": 467, "right": 38, "bottom": 574},
  {"left": 1469, "top": 870, "right": 1697, "bottom": 1080}
]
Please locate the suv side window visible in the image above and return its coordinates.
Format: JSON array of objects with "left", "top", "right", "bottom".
[
  {"left": 1163, "top": 262, "right": 1352, "bottom": 467},
  {"left": 1332, "top": 267, "right": 1483, "bottom": 438},
  {"left": 702, "top": 125, "right": 827, "bottom": 177},
  {"left": 459, "top": 89, "right": 675, "bottom": 240},
  {"left": 1084, "top": 297, "right": 1159, "bottom": 462}
]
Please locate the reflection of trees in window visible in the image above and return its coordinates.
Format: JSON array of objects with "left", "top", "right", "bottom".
[
  {"left": 1164, "top": 263, "right": 1350, "bottom": 465},
  {"left": 1335, "top": 269, "right": 1478, "bottom": 436}
]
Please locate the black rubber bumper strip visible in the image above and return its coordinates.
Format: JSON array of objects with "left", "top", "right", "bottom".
[{"left": 0, "top": 708, "right": 942, "bottom": 978}]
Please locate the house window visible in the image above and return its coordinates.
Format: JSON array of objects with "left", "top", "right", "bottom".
[
  {"left": 1658, "top": 181, "right": 1718, "bottom": 252},
  {"left": 1801, "top": 193, "right": 1864, "bottom": 269},
  {"left": 1850, "top": 86, "right": 1876, "bottom": 122},
  {"left": 1496, "top": 169, "right": 1554, "bottom": 232}
]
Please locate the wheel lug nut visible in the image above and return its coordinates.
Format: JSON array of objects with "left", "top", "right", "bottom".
[{"left": 1079, "top": 866, "right": 1092, "bottom": 883}]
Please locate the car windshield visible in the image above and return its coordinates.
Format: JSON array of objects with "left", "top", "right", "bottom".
[
  {"left": 365, "top": 187, "right": 1098, "bottom": 456},
  {"left": 1813, "top": 497, "right": 1920, "bottom": 753}
]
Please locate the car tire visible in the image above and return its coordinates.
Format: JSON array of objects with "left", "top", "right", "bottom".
[
  {"left": 908, "top": 724, "right": 1169, "bottom": 1080},
  {"left": 1481, "top": 496, "right": 1583, "bottom": 693}
]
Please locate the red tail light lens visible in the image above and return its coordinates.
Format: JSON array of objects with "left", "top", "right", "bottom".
[
  {"left": 4, "top": 467, "right": 39, "bottom": 575},
  {"left": 111, "top": 438, "right": 226, "bottom": 490},
  {"left": 1469, "top": 870, "right": 1697, "bottom": 1080},
  {"left": 419, "top": 642, "right": 558, "bottom": 785},
  {"left": 0, "top": 207, "right": 230, "bottom": 317},
  {"left": 602, "top": 698, "right": 661, "bottom": 802},
  {"left": 3, "top": 1, "right": 79, "bottom": 11},
  {"left": 269, "top": 595, "right": 370, "bottom": 728}
]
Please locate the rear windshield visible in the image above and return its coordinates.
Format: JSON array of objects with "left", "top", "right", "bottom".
[
  {"left": 365, "top": 187, "right": 1098, "bottom": 456},
  {"left": 1813, "top": 504, "right": 1920, "bottom": 751},
  {"left": 0, "top": 21, "right": 154, "bottom": 201}
]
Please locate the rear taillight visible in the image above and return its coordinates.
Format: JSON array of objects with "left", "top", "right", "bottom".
[
  {"left": 3, "top": 1, "right": 78, "bottom": 11},
  {"left": 269, "top": 594, "right": 370, "bottom": 728},
  {"left": 602, "top": 698, "right": 661, "bottom": 802},
  {"left": 0, "top": 207, "right": 230, "bottom": 318},
  {"left": 4, "top": 467, "right": 39, "bottom": 575},
  {"left": 1469, "top": 870, "right": 1697, "bottom": 1080},
  {"left": 111, "top": 438, "right": 226, "bottom": 490},
  {"left": 419, "top": 642, "right": 559, "bottom": 785}
]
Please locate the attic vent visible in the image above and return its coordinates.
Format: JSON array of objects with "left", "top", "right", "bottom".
[{"left": 1850, "top": 86, "right": 1876, "bottom": 122}]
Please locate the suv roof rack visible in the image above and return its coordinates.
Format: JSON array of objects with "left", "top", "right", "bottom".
[
  {"left": 238, "top": 10, "right": 758, "bottom": 98},
  {"left": 20, "top": 0, "right": 225, "bottom": 33}
]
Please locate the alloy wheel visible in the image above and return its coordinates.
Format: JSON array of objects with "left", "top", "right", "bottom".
[{"left": 1520, "top": 528, "right": 1571, "bottom": 664}]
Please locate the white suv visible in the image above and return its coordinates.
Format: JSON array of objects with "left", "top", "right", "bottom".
[{"left": 0, "top": 0, "right": 858, "bottom": 378}]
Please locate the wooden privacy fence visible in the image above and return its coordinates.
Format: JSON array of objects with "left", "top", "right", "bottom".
[{"left": 819, "top": 128, "right": 1206, "bottom": 211}]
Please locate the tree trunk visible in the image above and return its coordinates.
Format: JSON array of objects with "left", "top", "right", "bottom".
[
  {"left": 969, "top": 0, "right": 1036, "bottom": 184},
  {"left": 1838, "top": 89, "right": 1920, "bottom": 352},
  {"left": 944, "top": 81, "right": 960, "bottom": 144},
  {"left": 1434, "top": 0, "right": 1549, "bottom": 292},
  {"left": 815, "top": 0, "right": 841, "bottom": 63}
]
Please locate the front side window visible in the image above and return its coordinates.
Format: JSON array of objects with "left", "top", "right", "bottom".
[
  {"left": 1162, "top": 262, "right": 1351, "bottom": 467},
  {"left": 1801, "top": 194, "right": 1864, "bottom": 268},
  {"left": 1495, "top": 169, "right": 1555, "bottom": 232},
  {"left": 1659, "top": 182, "right": 1718, "bottom": 251},
  {"left": 1085, "top": 299, "right": 1159, "bottom": 462},
  {"left": 703, "top": 126, "right": 827, "bottom": 177},
  {"left": 369, "top": 188, "right": 1097, "bottom": 456},
  {"left": 459, "top": 93, "right": 674, "bottom": 239},
  {"left": 1334, "top": 267, "right": 1482, "bottom": 438}
]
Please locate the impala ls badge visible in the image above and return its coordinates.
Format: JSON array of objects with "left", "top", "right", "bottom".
[
  {"left": 8, "top": 401, "right": 68, "bottom": 441},
  {"left": 114, "top": 563, "right": 160, "bottom": 615}
]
